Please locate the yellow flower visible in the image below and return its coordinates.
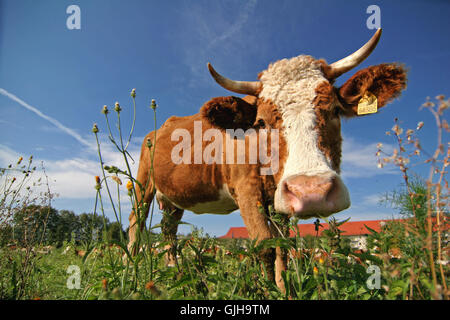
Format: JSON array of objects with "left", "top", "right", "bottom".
[
  {"left": 313, "top": 266, "right": 319, "bottom": 275},
  {"left": 126, "top": 180, "right": 133, "bottom": 191},
  {"left": 17, "top": 156, "right": 23, "bottom": 164},
  {"left": 319, "top": 257, "right": 324, "bottom": 265}
]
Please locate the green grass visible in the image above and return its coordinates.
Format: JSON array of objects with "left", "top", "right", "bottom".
[{"left": 0, "top": 217, "right": 446, "bottom": 300}]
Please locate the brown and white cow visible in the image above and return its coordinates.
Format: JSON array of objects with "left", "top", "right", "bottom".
[{"left": 128, "top": 29, "right": 407, "bottom": 290}]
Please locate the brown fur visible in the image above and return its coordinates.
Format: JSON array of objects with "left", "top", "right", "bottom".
[
  {"left": 200, "top": 96, "right": 257, "bottom": 130},
  {"left": 337, "top": 63, "right": 408, "bottom": 117},
  {"left": 313, "top": 81, "right": 342, "bottom": 172}
]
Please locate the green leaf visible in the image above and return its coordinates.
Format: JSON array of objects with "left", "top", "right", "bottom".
[{"left": 364, "top": 224, "right": 379, "bottom": 235}]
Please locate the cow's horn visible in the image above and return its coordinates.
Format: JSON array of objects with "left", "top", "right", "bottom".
[
  {"left": 207, "top": 63, "right": 261, "bottom": 96},
  {"left": 329, "top": 28, "right": 382, "bottom": 79}
]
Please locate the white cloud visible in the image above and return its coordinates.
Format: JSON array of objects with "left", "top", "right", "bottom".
[
  {"left": 208, "top": 0, "right": 258, "bottom": 48},
  {"left": 341, "top": 136, "right": 396, "bottom": 178}
]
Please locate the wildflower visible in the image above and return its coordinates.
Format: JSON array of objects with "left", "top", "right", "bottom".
[
  {"left": 377, "top": 162, "right": 384, "bottom": 169},
  {"left": 17, "top": 156, "right": 23, "bottom": 165},
  {"left": 95, "top": 176, "right": 101, "bottom": 190},
  {"left": 313, "top": 266, "right": 319, "bottom": 275},
  {"left": 92, "top": 123, "right": 99, "bottom": 133},
  {"left": 102, "top": 279, "right": 108, "bottom": 291},
  {"left": 150, "top": 99, "right": 157, "bottom": 110},
  {"left": 101, "top": 105, "right": 109, "bottom": 115},
  {"left": 146, "top": 138, "right": 152, "bottom": 149},
  {"left": 256, "top": 201, "right": 265, "bottom": 215},
  {"left": 11, "top": 177, "right": 16, "bottom": 184},
  {"left": 376, "top": 143, "right": 383, "bottom": 149},
  {"left": 126, "top": 180, "right": 133, "bottom": 191},
  {"left": 114, "top": 102, "right": 122, "bottom": 113},
  {"left": 145, "top": 280, "right": 161, "bottom": 297},
  {"left": 319, "top": 257, "right": 325, "bottom": 265},
  {"left": 130, "top": 88, "right": 136, "bottom": 98}
]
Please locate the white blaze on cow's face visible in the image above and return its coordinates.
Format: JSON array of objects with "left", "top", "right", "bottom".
[{"left": 258, "top": 55, "right": 350, "bottom": 218}]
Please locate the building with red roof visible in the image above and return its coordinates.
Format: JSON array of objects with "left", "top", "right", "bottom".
[
  {"left": 219, "top": 219, "right": 389, "bottom": 250},
  {"left": 220, "top": 219, "right": 386, "bottom": 239}
]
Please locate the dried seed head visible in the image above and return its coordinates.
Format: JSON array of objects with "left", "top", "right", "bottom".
[
  {"left": 417, "top": 121, "right": 424, "bottom": 130},
  {"left": 392, "top": 124, "right": 403, "bottom": 135},
  {"left": 111, "top": 176, "right": 122, "bottom": 185}
]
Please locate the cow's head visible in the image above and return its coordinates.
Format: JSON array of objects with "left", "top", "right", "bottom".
[{"left": 205, "top": 29, "right": 407, "bottom": 219}]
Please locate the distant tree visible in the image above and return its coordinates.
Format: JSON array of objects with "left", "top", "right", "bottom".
[
  {"left": 0, "top": 224, "right": 13, "bottom": 247},
  {"left": 55, "top": 210, "right": 81, "bottom": 247},
  {"left": 78, "top": 212, "right": 110, "bottom": 244},
  {"left": 12, "top": 205, "right": 59, "bottom": 246},
  {"left": 106, "top": 222, "right": 126, "bottom": 242}
]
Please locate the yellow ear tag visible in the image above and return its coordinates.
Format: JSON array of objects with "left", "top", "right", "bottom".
[{"left": 357, "top": 91, "right": 378, "bottom": 115}]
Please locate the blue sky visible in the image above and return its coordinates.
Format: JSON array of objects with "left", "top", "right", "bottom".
[{"left": 1, "top": 0, "right": 449, "bottom": 236}]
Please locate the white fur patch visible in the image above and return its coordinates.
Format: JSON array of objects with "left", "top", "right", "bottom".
[
  {"left": 259, "top": 56, "right": 340, "bottom": 214},
  {"left": 259, "top": 55, "right": 334, "bottom": 178}
]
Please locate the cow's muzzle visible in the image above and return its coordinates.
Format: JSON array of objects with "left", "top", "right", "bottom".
[{"left": 276, "top": 173, "right": 350, "bottom": 218}]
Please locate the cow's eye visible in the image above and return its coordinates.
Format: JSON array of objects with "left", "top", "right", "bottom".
[{"left": 256, "top": 119, "right": 266, "bottom": 128}]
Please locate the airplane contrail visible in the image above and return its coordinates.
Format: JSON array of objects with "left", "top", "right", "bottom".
[{"left": 0, "top": 88, "right": 94, "bottom": 149}]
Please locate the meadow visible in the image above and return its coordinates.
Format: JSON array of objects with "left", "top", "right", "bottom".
[{"left": 0, "top": 92, "right": 448, "bottom": 300}]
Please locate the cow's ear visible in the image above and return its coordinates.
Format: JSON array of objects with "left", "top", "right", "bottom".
[
  {"left": 201, "top": 96, "right": 257, "bottom": 129},
  {"left": 337, "top": 63, "right": 407, "bottom": 117}
]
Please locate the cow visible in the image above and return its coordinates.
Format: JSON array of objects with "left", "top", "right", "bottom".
[{"left": 127, "top": 29, "right": 407, "bottom": 291}]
